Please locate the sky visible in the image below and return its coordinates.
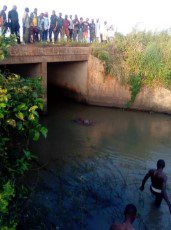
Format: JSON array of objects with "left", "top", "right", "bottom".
[{"left": 1, "top": 0, "right": 171, "bottom": 34}]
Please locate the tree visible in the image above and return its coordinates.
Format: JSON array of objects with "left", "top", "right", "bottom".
[{"left": 0, "top": 35, "right": 47, "bottom": 229}]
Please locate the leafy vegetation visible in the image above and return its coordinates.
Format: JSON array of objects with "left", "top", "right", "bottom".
[
  {"left": 0, "top": 35, "right": 16, "bottom": 60},
  {"left": 0, "top": 35, "right": 47, "bottom": 228},
  {"left": 92, "top": 31, "right": 171, "bottom": 105},
  {"left": 127, "top": 74, "right": 142, "bottom": 107},
  {"left": 34, "top": 39, "right": 90, "bottom": 47}
]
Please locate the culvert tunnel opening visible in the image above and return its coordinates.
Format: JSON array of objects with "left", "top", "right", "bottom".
[
  {"left": 0, "top": 63, "right": 42, "bottom": 78},
  {"left": 47, "top": 61, "right": 88, "bottom": 104}
]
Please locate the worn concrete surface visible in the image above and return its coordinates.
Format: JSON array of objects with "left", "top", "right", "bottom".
[
  {"left": 87, "top": 55, "right": 171, "bottom": 114},
  {"left": 0, "top": 45, "right": 90, "bottom": 64},
  {"left": 0, "top": 46, "right": 171, "bottom": 114}
]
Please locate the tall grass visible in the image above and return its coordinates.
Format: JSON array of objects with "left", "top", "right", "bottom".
[{"left": 92, "top": 31, "right": 171, "bottom": 88}]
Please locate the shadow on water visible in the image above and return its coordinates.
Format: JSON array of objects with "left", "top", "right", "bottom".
[{"left": 20, "top": 86, "right": 171, "bottom": 229}]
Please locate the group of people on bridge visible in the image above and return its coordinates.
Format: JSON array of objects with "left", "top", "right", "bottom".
[{"left": 0, "top": 5, "right": 114, "bottom": 44}]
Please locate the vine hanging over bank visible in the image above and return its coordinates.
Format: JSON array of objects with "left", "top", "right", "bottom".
[{"left": 127, "top": 74, "right": 142, "bottom": 107}]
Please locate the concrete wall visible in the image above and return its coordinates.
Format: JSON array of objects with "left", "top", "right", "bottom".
[
  {"left": 0, "top": 45, "right": 90, "bottom": 64},
  {"left": 1, "top": 45, "right": 171, "bottom": 114},
  {"left": 0, "top": 45, "right": 90, "bottom": 112},
  {"left": 87, "top": 55, "right": 130, "bottom": 107},
  {"left": 47, "top": 61, "right": 88, "bottom": 101},
  {"left": 49, "top": 55, "right": 171, "bottom": 114},
  {"left": 133, "top": 87, "right": 171, "bottom": 114},
  {"left": 87, "top": 55, "right": 171, "bottom": 114}
]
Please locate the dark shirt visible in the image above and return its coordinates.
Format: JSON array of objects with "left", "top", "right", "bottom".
[
  {"left": 0, "top": 10, "right": 7, "bottom": 22},
  {"left": 50, "top": 15, "right": 57, "bottom": 28},
  {"left": 57, "top": 17, "right": 63, "bottom": 28},
  {"left": 8, "top": 9, "right": 19, "bottom": 24},
  {"left": 83, "top": 21, "right": 89, "bottom": 32},
  {"left": 89, "top": 22, "right": 96, "bottom": 33},
  {"left": 79, "top": 22, "right": 84, "bottom": 31},
  {"left": 73, "top": 18, "right": 80, "bottom": 30}
]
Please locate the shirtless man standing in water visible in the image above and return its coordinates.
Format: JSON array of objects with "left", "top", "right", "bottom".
[
  {"left": 110, "top": 204, "right": 137, "bottom": 230},
  {"left": 140, "top": 159, "right": 171, "bottom": 213}
]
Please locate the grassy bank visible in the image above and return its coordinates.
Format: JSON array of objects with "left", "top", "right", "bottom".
[{"left": 92, "top": 31, "right": 171, "bottom": 105}]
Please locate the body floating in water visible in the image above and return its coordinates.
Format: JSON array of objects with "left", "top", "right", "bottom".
[{"left": 73, "top": 118, "right": 94, "bottom": 126}]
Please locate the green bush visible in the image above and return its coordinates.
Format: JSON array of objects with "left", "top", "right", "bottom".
[
  {"left": 92, "top": 31, "right": 171, "bottom": 104},
  {"left": 0, "top": 35, "right": 16, "bottom": 61},
  {"left": 127, "top": 74, "right": 142, "bottom": 107},
  {"left": 0, "top": 35, "right": 47, "bottom": 229}
]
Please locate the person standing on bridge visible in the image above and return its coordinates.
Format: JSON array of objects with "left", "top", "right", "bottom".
[
  {"left": 95, "top": 18, "right": 100, "bottom": 42},
  {"left": 49, "top": 10, "right": 58, "bottom": 42},
  {"left": 42, "top": 12, "right": 49, "bottom": 42},
  {"left": 63, "top": 15, "right": 70, "bottom": 41},
  {"left": 78, "top": 17, "right": 84, "bottom": 42},
  {"left": 68, "top": 15, "right": 74, "bottom": 40},
  {"left": 56, "top": 13, "right": 63, "bottom": 41},
  {"left": 37, "top": 13, "right": 44, "bottom": 41},
  {"left": 73, "top": 15, "right": 80, "bottom": 41},
  {"left": 83, "top": 18, "right": 89, "bottom": 42},
  {"left": 30, "top": 8, "right": 39, "bottom": 43},
  {"left": 140, "top": 159, "right": 171, "bottom": 214},
  {"left": 101, "top": 21, "right": 108, "bottom": 42},
  {"left": 22, "top": 7, "right": 30, "bottom": 44},
  {"left": 89, "top": 19, "right": 96, "bottom": 43},
  {"left": 8, "top": 5, "right": 20, "bottom": 43},
  {"left": 0, "top": 5, "right": 8, "bottom": 35}
]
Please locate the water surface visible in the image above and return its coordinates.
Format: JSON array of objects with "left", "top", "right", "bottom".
[{"left": 26, "top": 97, "right": 171, "bottom": 230}]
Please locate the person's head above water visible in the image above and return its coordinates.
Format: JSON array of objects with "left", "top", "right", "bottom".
[
  {"left": 124, "top": 204, "right": 137, "bottom": 223},
  {"left": 157, "top": 159, "right": 165, "bottom": 169},
  {"left": 110, "top": 204, "right": 137, "bottom": 229}
]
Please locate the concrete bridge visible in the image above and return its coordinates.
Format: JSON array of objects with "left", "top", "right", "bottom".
[
  {"left": 1, "top": 45, "right": 171, "bottom": 114},
  {"left": 0, "top": 45, "right": 91, "bottom": 111}
]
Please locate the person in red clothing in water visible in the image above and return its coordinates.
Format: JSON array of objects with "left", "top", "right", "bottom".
[
  {"left": 110, "top": 204, "right": 137, "bottom": 230},
  {"left": 140, "top": 159, "right": 171, "bottom": 213},
  {"left": 63, "top": 15, "right": 70, "bottom": 40}
]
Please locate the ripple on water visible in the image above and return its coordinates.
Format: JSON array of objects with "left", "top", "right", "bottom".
[{"left": 29, "top": 99, "right": 171, "bottom": 229}]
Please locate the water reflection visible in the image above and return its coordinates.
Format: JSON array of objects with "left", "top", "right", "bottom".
[{"left": 26, "top": 98, "right": 171, "bottom": 229}]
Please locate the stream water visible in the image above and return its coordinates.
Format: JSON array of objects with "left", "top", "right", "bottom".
[{"left": 23, "top": 94, "right": 171, "bottom": 230}]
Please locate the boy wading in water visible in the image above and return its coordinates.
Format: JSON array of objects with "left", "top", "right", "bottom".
[
  {"left": 110, "top": 204, "right": 137, "bottom": 230},
  {"left": 140, "top": 159, "right": 171, "bottom": 213}
]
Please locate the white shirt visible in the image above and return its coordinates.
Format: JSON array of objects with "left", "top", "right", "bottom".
[
  {"left": 69, "top": 19, "right": 74, "bottom": 29},
  {"left": 102, "top": 24, "right": 108, "bottom": 40},
  {"left": 95, "top": 21, "right": 100, "bottom": 37},
  {"left": 43, "top": 17, "right": 49, "bottom": 30}
]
